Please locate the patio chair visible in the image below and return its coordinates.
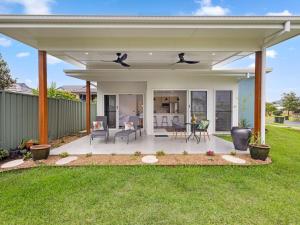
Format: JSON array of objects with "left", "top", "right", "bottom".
[
  {"left": 172, "top": 120, "right": 186, "bottom": 139},
  {"left": 129, "top": 116, "right": 142, "bottom": 137},
  {"left": 90, "top": 116, "right": 109, "bottom": 144},
  {"left": 196, "top": 120, "right": 210, "bottom": 141}
]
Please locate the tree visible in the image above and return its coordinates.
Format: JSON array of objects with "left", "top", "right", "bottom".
[
  {"left": 32, "top": 82, "right": 78, "bottom": 101},
  {"left": 0, "top": 54, "right": 15, "bottom": 90},
  {"left": 266, "top": 102, "right": 277, "bottom": 116},
  {"left": 281, "top": 92, "right": 300, "bottom": 116}
]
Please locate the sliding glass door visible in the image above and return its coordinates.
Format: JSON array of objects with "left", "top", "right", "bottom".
[
  {"left": 104, "top": 95, "right": 118, "bottom": 129},
  {"left": 190, "top": 91, "right": 207, "bottom": 121},
  {"left": 215, "top": 91, "right": 232, "bottom": 131}
]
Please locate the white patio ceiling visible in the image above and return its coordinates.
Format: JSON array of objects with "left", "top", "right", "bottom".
[{"left": 0, "top": 15, "right": 299, "bottom": 72}]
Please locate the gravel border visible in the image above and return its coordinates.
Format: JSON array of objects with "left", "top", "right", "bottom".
[{"left": 0, "top": 154, "right": 271, "bottom": 172}]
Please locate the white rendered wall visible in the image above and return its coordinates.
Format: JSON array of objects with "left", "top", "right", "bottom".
[{"left": 96, "top": 71, "right": 239, "bottom": 135}]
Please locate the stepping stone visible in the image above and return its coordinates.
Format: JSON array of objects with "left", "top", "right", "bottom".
[
  {"left": 1, "top": 159, "right": 24, "bottom": 169},
  {"left": 222, "top": 155, "right": 246, "bottom": 164},
  {"left": 141, "top": 155, "right": 158, "bottom": 164},
  {"left": 55, "top": 156, "right": 78, "bottom": 165}
]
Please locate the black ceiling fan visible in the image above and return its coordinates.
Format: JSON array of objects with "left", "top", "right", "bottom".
[
  {"left": 175, "top": 53, "right": 199, "bottom": 64},
  {"left": 102, "top": 53, "right": 130, "bottom": 67}
]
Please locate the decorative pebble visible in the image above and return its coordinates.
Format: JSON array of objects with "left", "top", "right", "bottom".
[
  {"left": 1, "top": 159, "right": 24, "bottom": 169},
  {"left": 55, "top": 156, "right": 78, "bottom": 165},
  {"left": 141, "top": 155, "right": 158, "bottom": 164},
  {"left": 222, "top": 155, "right": 246, "bottom": 164}
]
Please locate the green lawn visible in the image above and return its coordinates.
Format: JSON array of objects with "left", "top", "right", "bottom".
[{"left": 0, "top": 126, "right": 300, "bottom": 225}]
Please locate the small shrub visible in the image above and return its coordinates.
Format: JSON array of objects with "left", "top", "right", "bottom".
[
  {"left": 111, "top": 153, "right": 116, "bottom": 156},
  {"left": 206, "top": 150, "right": 215, "bottom": 156},
  {"left": 134, "top": 151, "right": 142, "bottom": 156},
  {"left": 239, "top": 119, "right": 250, "bottom": 128},
  {"left": 183, "top": 151, "right": 188, "bottom": 155},
  {"left": 230, "top": 150, "right": 237, "bottom": 156},
  {"left": 0, "top": 148, "right": 9, "bottom": 160},
  {"left": 18, "top": 138, "right": 29, "bottom": 150},
  {"left": 23, "top": 152, "right": 32, "bottom": 161},
  {"left": 85, "top": 153, "right": 92, "bottom": 157},
  {"left": 156, "top": 151, "right": 165, "bottom": 156},
  {"left": 59, "top": 152, "right": 69, "bottom": 158}
]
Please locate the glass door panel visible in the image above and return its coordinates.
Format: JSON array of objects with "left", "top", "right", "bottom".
[
  {"left": 215, "top": 91, "right": 232, "bottom": 131},
  {"left": 104, "top": 95, "right": 117, "bottom": 129},
  {"left": 190, "top": 91, "right": 207, "bottom": 121}
]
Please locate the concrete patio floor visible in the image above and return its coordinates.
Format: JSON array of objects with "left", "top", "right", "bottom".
[{"left": 50, "top": 132, "right": 240, "bottom": 155}]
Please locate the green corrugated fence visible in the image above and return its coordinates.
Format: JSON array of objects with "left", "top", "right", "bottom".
[{"left": 0, "top": 91, "right": 96, "bottom": 149}]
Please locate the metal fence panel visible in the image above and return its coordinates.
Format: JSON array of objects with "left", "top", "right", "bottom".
[{"left": 0, "top": 91, "right": 96, "bottom": 149}]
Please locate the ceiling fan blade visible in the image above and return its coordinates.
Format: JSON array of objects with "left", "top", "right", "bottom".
[
  {"left": 185, "top": 60, "right": 200, "bottom": 64},
  {"left": 120, "top": 53, "right": 128, "bottom": 61},
  {"left": 120, "top": 62, "right": 130, "bottom": 67}
]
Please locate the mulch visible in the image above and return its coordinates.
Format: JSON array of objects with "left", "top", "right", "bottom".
[{"left": 0, "top": 154, "right": 272, "bottom": 172}]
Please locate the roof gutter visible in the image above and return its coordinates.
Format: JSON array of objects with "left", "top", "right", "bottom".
[{"left": 263, "top": 21, "right": 291, "bottom": 47}]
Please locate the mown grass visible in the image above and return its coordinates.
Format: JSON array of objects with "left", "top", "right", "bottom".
[{"left": 0, "top": 126, "right": 299, "bottom": 225}]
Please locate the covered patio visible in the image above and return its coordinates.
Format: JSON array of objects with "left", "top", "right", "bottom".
[
  {"left": 50, "top": 132, "right": 234, "bottom": 155},
  {"left": 1, "top": 15, "right": 300, "bottom": 155}
]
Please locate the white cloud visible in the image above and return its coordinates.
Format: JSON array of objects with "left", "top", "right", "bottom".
[
  {"left": 193, "top": 0, "right": 229, "bottom": 16},
  {"left": 266, "top": 10, "right": 292, "bottom": 16},
  {"left": 16, "top": 52, "right": 30, "bottom": 58},
  {"left": 0, "top": 37, "right": 12, "bottom": 47},
  {"left": 248, "top": 50, "right": 278, "bottom": 60},
  {"left": 2, "top": 0, "right": 54, "bottom": 14},
  {"left": 47, "top": 55, "right": 62, "bottom": 65},
  {"left": 266, "top": 49, "right": 277, "bottom": 59}
]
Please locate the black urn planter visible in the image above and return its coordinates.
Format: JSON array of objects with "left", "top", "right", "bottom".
[
  {"left": 231, "top": 127, "right": 252, "bottom": 151},
  {"left": 249, "top": 144, "right": 270, "bottom": 161}
]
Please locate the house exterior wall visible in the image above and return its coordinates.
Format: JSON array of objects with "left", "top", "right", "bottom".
[{"left": 96, "top": 71, "right": 239, "bottom": 135}]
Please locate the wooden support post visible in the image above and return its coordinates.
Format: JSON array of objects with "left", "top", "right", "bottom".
[
  {"left": 38, "top": 50, "right": 48, "bottom": 144},
  {"left": 254, "top": 51, "right": 262, "bottom": 139},
  {"left": 86, "top": 81, "right": 91, "bottom": 134}
]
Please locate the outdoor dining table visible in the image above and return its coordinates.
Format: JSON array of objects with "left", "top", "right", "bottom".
[{"left": 185, "top": 122, "right": 201, "bottom": 143}]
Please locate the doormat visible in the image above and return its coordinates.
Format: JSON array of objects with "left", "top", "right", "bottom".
[{"left": 155, "top": 135, "right": 169, "bottom": 137}]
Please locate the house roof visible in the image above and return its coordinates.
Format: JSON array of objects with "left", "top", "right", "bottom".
[
  {"left": 5, "top": 83, "right": 33, "bottom": 94},
  {"left": 58, "top": 85, "right": 97, "bottom": 94},
  {"left": 0, "top": 15, "right": 299, "bottom": 75}
]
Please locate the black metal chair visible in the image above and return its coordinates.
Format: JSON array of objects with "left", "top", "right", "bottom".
[
  {"left": 172, "top": 120, "right": 186, "bottom": 139},
  {"left": 90, "top": 116, "right": 109, "bottom": 144}
]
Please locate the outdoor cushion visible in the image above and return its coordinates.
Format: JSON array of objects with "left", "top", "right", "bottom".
[
  {"left": 93, "top": 121, "right": 104, "bottom": 131},
  {"left": 197, "top": 120, "right": 209, "bottom": 130},
  {"left": 124, "top": 122, "right": 134, "bottom": 130}
]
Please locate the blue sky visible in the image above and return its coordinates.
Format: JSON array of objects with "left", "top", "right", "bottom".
[{"left": 0, "top": 0, "right": 300, "bottom": 101}]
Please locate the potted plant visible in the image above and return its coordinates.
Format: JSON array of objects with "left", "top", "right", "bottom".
[
  {"left": 25, "top": 139, "right": 39, "bottom": 150},
  {"left": 231, "top": 119, "right": 252, "bottom": 151},
  {"left": 249, "top": 134, "right": 270, "bottom": 161},
  {"left": 273, "top": 110, "right": 284, "bottom": 123},
  {"left": 30, "top": 144, "right": 51, "bottom": 160}
]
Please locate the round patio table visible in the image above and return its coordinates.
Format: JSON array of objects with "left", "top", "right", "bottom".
[{"left": 185, "top": 122, "right": 201, "bottom": 143}]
